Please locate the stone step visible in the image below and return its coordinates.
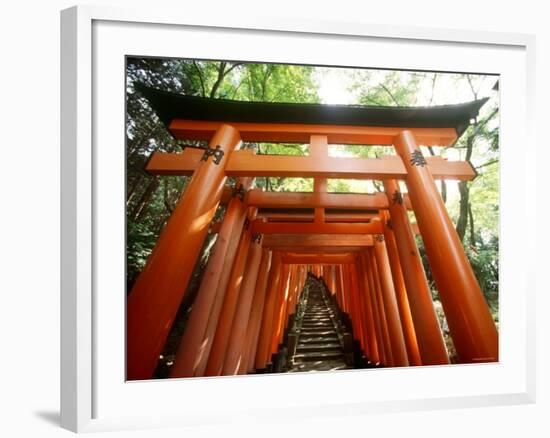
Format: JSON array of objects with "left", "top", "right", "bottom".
[
  {"left": 300, "top": 327, "right": 337, "bottom": 333},
  {"left": 297, "top": 343, "right": 342, "bottom": 351},
  {"left": 298, "top": 335, "right": 339, "bottom": 343},
  {"left": 289, "top": 361, "right": 349, "bottom": 372},
  {"left": 301, "top": 324, "right": 333, "bottom": 329},
  {"left": 300, "top": 333, "right": 338, "bottom": 339},
  {"left": 302, "top": 319, "right": 332, "bottom": 327},
  {"left": 293, "top": 351, "right": 345, "bottom": 362}
]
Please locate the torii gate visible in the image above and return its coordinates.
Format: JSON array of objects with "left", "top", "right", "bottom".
[{"left": 126, "top": 84, "right": 498, "bottom": 380}]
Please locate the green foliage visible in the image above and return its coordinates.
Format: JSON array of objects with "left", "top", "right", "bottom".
[
  {"left": 126, "top": 220, "right": 156, "bottom": 289},
  {"left": 465, "top": 236, "right": 499, "bottom": 319},
  {"left": 126, "top": 58, "right": 321, "bottom": 284},
  {"left": 350, "top": 70, "right": 424, "bottom": 106}
]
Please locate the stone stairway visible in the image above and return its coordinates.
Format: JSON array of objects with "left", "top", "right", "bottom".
[{"left": 289, "top": 277, "right": 350, "bottom": 372}]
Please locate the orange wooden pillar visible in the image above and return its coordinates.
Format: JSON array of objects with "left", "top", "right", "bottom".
[
  {"left": 188, "top": 215, "right": 251, "bottom": 377},
  {"left": 382, "top": 217, "right": 422, "bottom": 366},
  {"left": 222, "top": 233, "right": 265, "bottom": 375},
  {"left": 127, "top": 124, "right": 241, "bottom": 380},
  {"left": 331, "top": 265, "right": 338, "bottom": 296},
  {"left": 383, "top": 179, "right": 449, "bottom": 365},
  {"left": 285, "top": 265, "right": 301, "bottom": 326},
  {"left": 311, "top": 135, "right": 328, "bottom": 226},
  {"left": 270, "top": 264, "right": 292, "bottom": 356},
  {"left": 343, "top": 265, "right": 356, "bottom": 333},
  {"left": 342, "top": 265, "right": 352, "bottom": 315},
  {"left": 368, "top": 248, "right": 393, "bottom": 366},
  {"left": 394, "top": 131, "right": 498, "bottom": 363},
  {"left": 334, "top": 265, "right": 343, "bottom": 308},
  {"left": 297, "top": 265, "right": 306, "bottom": 298},
  {"left": 242, "top": 249, "right": 272, "bottom": 374},
  {"left": 373, "top": 235, "right": 409, "bottom": 366},
  {"left": 337, "top": 264, "right": 347, "bottom": 311},
  {"left": 255, "top": 252, "right": 283, "bottom": 370},
  {"left": 357, "top": 254, "right": 380, "bottom": 364},
  {"left": 350, "top": 263, "right": 368, "bottom": 354},
  {"left": 205, "top": 210, "right": 255, "bottom": 376},
  {"left": 325, "top": 265, "right": 333, "bottom": 294},
  {"left": 323, "top": 264, "right": 330, "bottom": 291},
  {"left": 170, "top": 179, "right": 251, "bottom": 378}
]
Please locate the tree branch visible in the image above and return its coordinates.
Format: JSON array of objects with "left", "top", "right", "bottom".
[
  {"left": 428, "top": 73, "right": 437, "bottom": 105},
  {"left": 379, "top": 83, "right": 400, "bottom": 106},
  {"left": 475, "top": 159, "right": 499, "bottom": 170},
  {"left": 192, "top": 61, "right": 206, "bottom": 97},
  {"left": 466, "top": 74, "right": 478, "bottom": 100},
  {"left": 469, "top": 108, "right": 499, "bottom": 138},
  {"left": 224, "top": 62, "right": 243, "bottom": 76}
]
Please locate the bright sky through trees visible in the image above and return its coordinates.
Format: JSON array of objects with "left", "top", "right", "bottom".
[{"left": 312, "top": 66, "right": 498, "bottom": 205}]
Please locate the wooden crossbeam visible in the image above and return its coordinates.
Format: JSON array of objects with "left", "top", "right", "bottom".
[
  {"left": 263, "top": 234, "right": 374, "bottom": 247},
  {"left": 168, "top": 120, "right": 458, "bottom": 146},
  {"left": 146, "top": 150, "right": 476, "bottom": 181},
  {"left": 211, "top": 221, "right": 419, "bottom": 236},
  {"left": 281, "top": 252, "right": 357, "bottom": 264},
  {"left": 246, "top": 190, "right": 397, "bottom": 210},
  {"left": 250, "top": 219, "right": 383, "bottom": 235},
  {"left": 259, "top": 212, "right": 379, "bottom": 222},
  {"left": 275, "top": 246, "right": 364, "bottom": 253}
]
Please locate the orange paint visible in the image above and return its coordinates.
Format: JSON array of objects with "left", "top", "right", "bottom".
[
  {"left": 394, "top": 131, "right": 498, "bottom": 363},
  {"left": 222, "top": 235, "right": 264, "bottom": 375},
  {"left": 383, "top": 178, "right": 449, "bottom": 365},
  {"left": 270, "top": 264, "right": 292, "bottom": 355},
  {"left": 242, "top": 250, "right": 272, "bottom": 374},
  {"left": 373, "top": 236, "right": 409, "bottom": 367},
  {"left": 357, "top": 254, "right": 380, "bottom": 364},
  {"left": 382, "top": 219, "right": 422, "bottom": 366},
  {"left": 368, "top": 249, "right": 393, "bottom": 366},
  {"left": 169, "top": 119, "right": 457, "bottom": 146},
  {"left": 205, "top": 209, "right": 256, "bottom": 376},
  {"left": 169, "top": 178, "right": 252, "bottom": 378},
  {"left": 255, "top": 252, "right": 283, "bottom": 370},
  {"left": 127, "top": 124, "right": 241, "bottom": 380}
]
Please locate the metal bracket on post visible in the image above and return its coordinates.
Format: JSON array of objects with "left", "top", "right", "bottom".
[
  {"left": 375, "top": 234, "right": 385, "bottom": 242},
  {"left": 201, "top": 144, "right": 225, "bottom": 165},
  {"left": 251, "top": 233, "right": 262, "bottom": 244},
  {"left": 410, "top": 149, "right": 427, "bottom": 167},
  {"left": 232, "top": 184, "right": 247, "bottom": 201},
  {"left": 392, "top": 190, "right": 404, "bottom": 205}
]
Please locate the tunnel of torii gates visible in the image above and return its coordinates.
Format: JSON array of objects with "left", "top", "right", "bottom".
[{"left": 126, "top": 84, "right": 498, "bottom": 380}]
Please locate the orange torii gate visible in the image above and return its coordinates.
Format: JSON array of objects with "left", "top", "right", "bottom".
[{"left": 126, "top": 84, "right": 498, "bottom": 380}]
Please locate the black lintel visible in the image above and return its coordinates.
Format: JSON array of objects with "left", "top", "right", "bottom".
[{"left": 135, "top": 83, "right": 488, "bottom": 139}]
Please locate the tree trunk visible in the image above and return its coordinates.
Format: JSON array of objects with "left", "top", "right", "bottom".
[
  {"left": 455, "top": 133, "right": 474, "bottom": 242},
  {"left": 456, "top": 181, "right": 469, "bottom": 242},
  {"left": 131, "top": 176, "right": 159, "bottom": 221},
  {"left": 127, "top": 173, "right": 144, "bottom": 206},
  {"left": 468, "top": 202, "right": 476, "bottom": 248}
]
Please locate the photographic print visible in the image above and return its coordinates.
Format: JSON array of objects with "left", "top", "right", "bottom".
[{"left": 125, "top": 57, "right": 499, "bottom": 381}]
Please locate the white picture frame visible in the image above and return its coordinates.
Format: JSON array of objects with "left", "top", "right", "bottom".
[{"left": 60, "top": 5, "right": 536, "bottom": 433}]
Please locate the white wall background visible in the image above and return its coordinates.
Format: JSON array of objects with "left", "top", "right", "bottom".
[{"left": 0, "top": 0, "right": 547, "bottom": 436}]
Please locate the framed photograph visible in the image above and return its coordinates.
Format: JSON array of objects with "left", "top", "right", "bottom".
[{"left": 61, "top": 5, "right": 536, "bottom": 433}]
